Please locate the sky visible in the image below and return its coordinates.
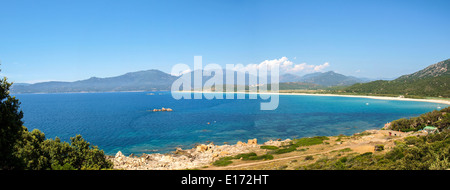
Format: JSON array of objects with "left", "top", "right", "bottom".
[{"left": 0, "top": 0, "right": 449, "bottom": 83}]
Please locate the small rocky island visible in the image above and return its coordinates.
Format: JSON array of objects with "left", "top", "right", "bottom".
[{"left": 149, "top": 107, "right": 173, "bottom": 112}]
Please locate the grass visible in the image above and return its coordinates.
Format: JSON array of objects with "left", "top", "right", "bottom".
[
  {"left": 211, "top": 152, "right": 274, "bottom": 167},
  {"left": 212, "top": 159, "right": 233, "bottom": 167},
  {"left": 233, "top": 152, "right": 257, "bottom": 160},
  {"left": 338, "top": 148, "right": 352, "bottom": 152},
  {"left": 260, "top": 145, "right": 279, "bottom": 150},
  {"left": 295, "top": 136, "right": 329, "bottom": 146},
  {"left": 271, "top": 136, "right": 329, "bottom": 155},
  {"left": 234, "top": 152, "right": 274, "bottom": 161}
]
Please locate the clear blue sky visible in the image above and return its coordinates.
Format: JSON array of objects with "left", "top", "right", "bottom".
[{"left": 0, "top": 0, "right": 449, "bottom": 83}]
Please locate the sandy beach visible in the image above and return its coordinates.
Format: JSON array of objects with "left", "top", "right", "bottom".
[{"left": 177, "top": 91, "right": 450, "bottom": 105}]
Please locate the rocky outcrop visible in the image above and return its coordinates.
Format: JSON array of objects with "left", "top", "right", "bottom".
[
  {"left": 247, "top": 138, "right": 257, "bottom": 145},
  {"left": 382, "top": 122, "right": 391, "bottom": 130},
  {"left": 150, "top": 107, "right": 173, "bottom": 112},
  {"left": 111, "top": 139, "right": 260, "bottom": 170},
  {"left": 263, "top": 139, "right": 292, "bottom": 147}
]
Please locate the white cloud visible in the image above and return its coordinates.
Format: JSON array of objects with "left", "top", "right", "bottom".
[
  {"left": 313, "top": 62, "right": 330, "bottom": 72},
  {"left": 235, "top": 57, "right": 330, "bottom": 73},
  {"left": 172, "top": 68, "right": 192, "bottom": 76}
]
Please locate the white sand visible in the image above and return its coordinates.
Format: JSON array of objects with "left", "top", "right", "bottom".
[{"left": 175, "top": 91, "right": 450, "bottom": 105}]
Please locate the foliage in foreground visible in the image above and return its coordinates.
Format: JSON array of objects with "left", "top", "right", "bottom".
[
  {"left": 271, "top": 136, "right": 328, "bottom": 154},
  {"left": 0, "top": 71, "right": 112, "bottom": 170},
  {"left": 13, "top": 127, "right": 113, "bottom": 170},
  {"left": 0, "top": 76, "right": 24, "bottom": 169},
  {"left": 389, "top": 106, "right": 450, "bottom": 132},
  {"left": 212, "top": 152, "right": 274, "bottom": 167}
]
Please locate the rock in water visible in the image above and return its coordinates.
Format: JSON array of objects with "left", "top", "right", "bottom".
[
  {"left": 248, "top": 138, "right": 257, "bottom": 145},
  {"left": 115, "top": 151, "right": 124, "bottom": 158}
]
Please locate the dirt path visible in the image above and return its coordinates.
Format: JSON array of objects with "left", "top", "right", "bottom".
[
  {"left": 204, "top": 129, "right": 413, "bottom": 170},
  {"left": 211, "top": 145, "right": 353, "bottom": 170}
]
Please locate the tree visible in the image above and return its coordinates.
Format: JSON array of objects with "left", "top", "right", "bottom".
[
  {"left": 0, "top": 66, "right": 24, "bottom": 169},
  {"left": 1, "top": 66, "right": 113, "bottom": 170}
]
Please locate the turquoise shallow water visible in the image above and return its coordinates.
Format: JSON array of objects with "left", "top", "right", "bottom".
[{"left": 14, "top": 92, "right": 448, "bottom": 155}]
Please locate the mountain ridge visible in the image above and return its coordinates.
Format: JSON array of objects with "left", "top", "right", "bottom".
[
  {"left": 343, "top": 59, "right": 450, "bottom": 97},
  {"left": 280, "top": 71, "right": 368, "bottom": 86}
]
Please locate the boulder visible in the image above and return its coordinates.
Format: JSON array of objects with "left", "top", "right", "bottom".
[
  {"left": 248, "top": 138, "right": 257, "bottom": 145},
  {"left": 196, "top": 144, "right": 209, "bottom": 152},
  {"left": 220, "top": 151, "right": 229, "bottom": 156},
  {"left": 115, "top": 151, "right": 124, "bottom": 158}
]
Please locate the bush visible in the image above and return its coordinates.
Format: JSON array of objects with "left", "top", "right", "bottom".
[
  {"left": 13, "top": 127, "right": 113, "bottom": 170},
  {"left": 0, "top": 73, "right": 112, "bottom": 170},
  {"left": 0, "top": 76, "right": 24, "bottom": 169},
  {"left": 390, "top": 107, "right": 450, "bottom": 132},
  {"left": 260, "top": 145, "right": 279, "bottom": 150},
  {"left": 374, "top": 145, "right": 385, "bottom": 151},
  {"left": 295, "top": 136, "right": 329, "bottom": 146},
  {"left": 212, "top": 153, "right": 274, "bottom": 167},
  {"left": 404, "top": 136, "right": 423, "bottom": 145},
  {"left": 271, "top": 136, "right": 329, "bottom": 155},
  {"left": 304, "top": 130, "right": 450, "bottom": 170},
  {"left": 272, "top": 146, "right": 298, "bottom": 154},
  {"left": 212, "top": 159, "right": 233, "bottom": 167},
  {"left": 233, "top": 152, "right": 257, "bottom": 160},
  {"left": 248, "top": 154, "right": 274, "bottom": 160}
]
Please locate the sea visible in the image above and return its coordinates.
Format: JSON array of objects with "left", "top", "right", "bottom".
[{"left": 13, "top": 91, "right": 448, "bottom": 155}]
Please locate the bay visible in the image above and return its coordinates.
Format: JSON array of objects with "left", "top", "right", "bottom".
[{"left": 14, "top": 92, "right": 447, "bottom": 155}]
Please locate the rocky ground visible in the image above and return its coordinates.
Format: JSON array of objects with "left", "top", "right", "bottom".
[
  {"left": 111, "top": 139, "right": 263, "bottom": 170},
  {"left": 110, "top": 129, "right": 427, "bottom": 170}
]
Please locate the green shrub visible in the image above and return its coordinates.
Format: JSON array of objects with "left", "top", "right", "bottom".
[
  {"left": 304, "top": 130, "right": 450, "bottom": 170},
  {"left": 13, "top": 128, "right": 113, "bottom": 170},
  {"left": 260, "top": 145, "right": 279, "bottom": 150},
  {"left": 0, "top": 74, "right": 112, "bottom": 170},
  {"left": 271, "top": 136, "right": 328, "bottom": 155},
  {"left": 276, "top": 146, "right": 301, "bottom": 154},
  {"left": 212, "top": 159, "right": 233, "bottom": 166},
  {"left": 404, "top": 136, "right": 423, "bottom": 145},
  {"left": 212, "top": 153, "right": 273, "bottom": 166},
  {"left": 253, "top": 154, "right": 274, "bottom": 160},
  {"left": 295, "top": 136, "right": 329, "bottom": 146},
  {"left": 374, "top": 145, "right": 385, "bottom": 151},
  {"left": 233, "top": 152, "right": 257, "bottom": 160},
  {"left": 338, "top": 148, "right": 352, "bottom": 152}
]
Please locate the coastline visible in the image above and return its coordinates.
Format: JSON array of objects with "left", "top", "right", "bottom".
[
  {"left": 110, "top": 91, "right": 448, "bottom": 170},
  {"left": 177, "top": 90, "right": 450, "bottom": 105},
  {"left": 110, "top": 128, "right": 425, "bottom": 170}
]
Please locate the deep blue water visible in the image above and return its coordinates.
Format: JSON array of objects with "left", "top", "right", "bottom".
[{"left": 14, "top": 92, "right": 448, "bottom": 155}]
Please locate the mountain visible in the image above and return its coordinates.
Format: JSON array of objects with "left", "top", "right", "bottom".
[
  {"left": 280, "top": 73, "right": 303, "bottom": 83},
  {"left": 179, "top": 69, "right": 260, "bottom": 88},
  {"left": 280, "top": 71, "right": 367, "bottom": 87},
  {"left": 11, "top": 69, "right": 178, "bottom": 93},
  {"left": 10, "top": 69, "right": 266, "bottom": 93},
  {"left": 300, "top": 71, "right": 366, "bottom": 86},
  {"left": 343, "top": 59, "right": 450, "bottom": 97},
  {"left": 278, "top": 82, "right": 324, "bottom": 90},
  {"left": 396, "top": 59, "right": 449, "bottom": 80}
]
